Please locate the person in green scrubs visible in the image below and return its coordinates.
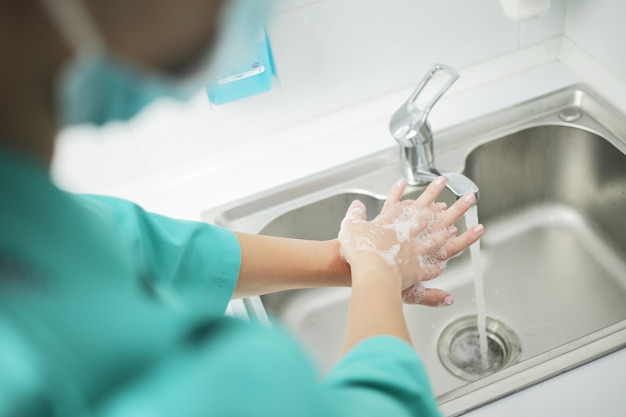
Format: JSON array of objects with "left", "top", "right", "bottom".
[{"left": 0, "top": 1, "right": 484, "bottom": 416}]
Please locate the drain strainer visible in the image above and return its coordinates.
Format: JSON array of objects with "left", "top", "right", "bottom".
[{"left": 438, "top": 316, "right": 521, "bottom": 381}]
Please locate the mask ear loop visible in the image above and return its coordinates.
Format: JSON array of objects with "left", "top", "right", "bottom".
[{"left": 39, "top": 0, "right": 105, "bottom": 55}]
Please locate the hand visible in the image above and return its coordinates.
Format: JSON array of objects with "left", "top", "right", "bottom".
[{"left": 338, "top": 177, "right": 483, "bottom": 307}]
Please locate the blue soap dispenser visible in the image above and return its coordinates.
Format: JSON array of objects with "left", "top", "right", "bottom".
[{"left": 207, "top": 30, "right": 276, "bottom": 105}]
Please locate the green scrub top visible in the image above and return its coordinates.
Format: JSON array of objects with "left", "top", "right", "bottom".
[{"left": 0, "top": 147, "right": 441, "bottom": 417}]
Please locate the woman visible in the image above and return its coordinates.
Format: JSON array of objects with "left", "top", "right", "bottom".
[{"left": 0, "top": 0, "right": 483, "bottom": 416}]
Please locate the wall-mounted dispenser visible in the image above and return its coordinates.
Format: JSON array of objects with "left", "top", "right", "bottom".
[
  {"left": 499, "top": 0, "right": 550, "bottom": 21},
  {"left": 206, "top": 30, "right": 276, "bottom": 105}
]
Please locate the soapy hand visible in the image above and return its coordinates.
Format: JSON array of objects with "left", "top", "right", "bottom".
[{"left": 338, "top": 177, "right": 483, "bottom": 307}]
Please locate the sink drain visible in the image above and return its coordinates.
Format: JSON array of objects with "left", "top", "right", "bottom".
[{"left": 438, "top": 316, "right": 521, "bottom": 381}]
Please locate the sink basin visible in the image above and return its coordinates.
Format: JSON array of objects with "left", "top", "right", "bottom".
[{"left": 203, "top": 85, "right": 626, "bottom": 415}]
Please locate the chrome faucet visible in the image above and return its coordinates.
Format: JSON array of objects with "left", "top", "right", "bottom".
[{"left": 390, "top": 63, "right": 479, "bottom": 201}]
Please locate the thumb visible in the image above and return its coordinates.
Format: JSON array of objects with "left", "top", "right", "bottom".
[{"left": 344, "top": 200, "right": 367, "bottom": 222}]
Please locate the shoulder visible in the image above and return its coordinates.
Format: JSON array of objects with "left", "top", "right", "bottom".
[{"left": 99, "top": 317, "right": 327, "bottom": 417}]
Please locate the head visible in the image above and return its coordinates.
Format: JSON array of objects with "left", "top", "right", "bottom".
[
  {"left": 0, "top": 0, "right": 243, "bottom": 165},
  {"left": 49, "top": 0, "right": 226, "bottom": 78}
]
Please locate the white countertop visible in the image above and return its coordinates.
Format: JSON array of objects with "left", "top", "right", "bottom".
[{"left": 465, "top": 348, "right": 626, "bottom": 417}]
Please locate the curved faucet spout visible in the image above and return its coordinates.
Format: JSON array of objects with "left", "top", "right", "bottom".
[{"left": 415, "top": 170, "right": 479, "bottom": 203}]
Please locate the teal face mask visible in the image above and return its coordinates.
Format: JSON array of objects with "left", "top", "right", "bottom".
[
  {"left": 56, "top": 55, "right": 204, "bottom": 126},
  {"left": 40, "top": 0, "right": 271, "bottom": 126}
]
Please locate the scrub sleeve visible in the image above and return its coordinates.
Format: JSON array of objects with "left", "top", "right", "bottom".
[
  {"left": 75, "top": 194, "right": 241, "bottom": 315},
  {"left": 325, "top": 336, "right": 442, "bottom": 417}
]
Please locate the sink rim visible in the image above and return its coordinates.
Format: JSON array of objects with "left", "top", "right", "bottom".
[
  {"left": 203, "top": 83, "right": 626, "bottom": 232},
  {"left": 202, "top": 83, "right": 626, "bottom": 415},
  {"left": 438, "top": 323, "right": 626, "bottom": 416}
]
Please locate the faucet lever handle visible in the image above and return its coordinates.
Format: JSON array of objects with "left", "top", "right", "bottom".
[
  {"left": 405, "top": 63, "right": 459, "bottom": 118},
  {"left": 390, "top": 63, "right": 459, "bottom": 146}
]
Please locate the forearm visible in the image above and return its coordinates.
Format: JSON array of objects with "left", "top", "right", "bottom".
[
  {"left": 342, "top": 264, "right": 411, "bottom": 353},
  {"left": 233, "top": 232, "right": 351, "bottom": 298}
]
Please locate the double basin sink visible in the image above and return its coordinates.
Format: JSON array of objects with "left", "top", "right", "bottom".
[{"left": 203, "top": 85, "right": 626, "bottom": 415}]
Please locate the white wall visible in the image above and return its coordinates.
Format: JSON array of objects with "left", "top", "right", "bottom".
[
  {"left": 564, "top": 0, "right": 626, "bottom": 81},
  {"left": 53, "top": 0, "right": 567, "bottom": 193},
  {"left": 558, "top": 0, "right": 626, "bottom": 115},
  {"left": 137, "top": 0, "right": 565, "bottom": 166}
]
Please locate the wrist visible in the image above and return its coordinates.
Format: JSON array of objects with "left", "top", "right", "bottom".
[
  {"left": 349, "top": 258, "right": 403, "bottom": 293},
  {"left": 324, "top": 239, "right": 352, "bottom": 286}
]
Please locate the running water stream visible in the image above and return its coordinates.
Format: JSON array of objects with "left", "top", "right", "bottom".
[{"left": 464, "top": 205, "right": 489, "bottom": 367}]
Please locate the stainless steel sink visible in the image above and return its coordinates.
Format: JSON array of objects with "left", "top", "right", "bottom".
[{"left": 202, "top": 85, "right": 626, "bottom": 415}]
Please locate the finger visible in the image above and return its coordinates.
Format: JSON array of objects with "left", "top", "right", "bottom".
[
  {"left": 404, "top": 287, "right": 454, "bottom": 307},
  {"left": 414, "top": 176, "right": 446, "bottom": 207},
  {"left": 439, "top": 192, "right": 476, "bottom": 226},
  {"left": 344, "top": 199, "right": 367, "bottom": 222},
  {"left": 402, "top": 282, "right": 426, "bottom": 304},
  {"left": 417, "top": 260, "right": 447, "bottom": 282},
  {"left": 408, "top": 201, "right": 444, "bottom": 225},
  {"left": 377, "top": 199, "right": 416, "bottom": 224},
  {"left": 441, "top": 224, "right": 484, "bottom": 259},
  {"left": 380, "top": 179, "right": 406, "bottom": 215},
  {"left": 416, "top": 226, "right": 457, "bottom": 253}
]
